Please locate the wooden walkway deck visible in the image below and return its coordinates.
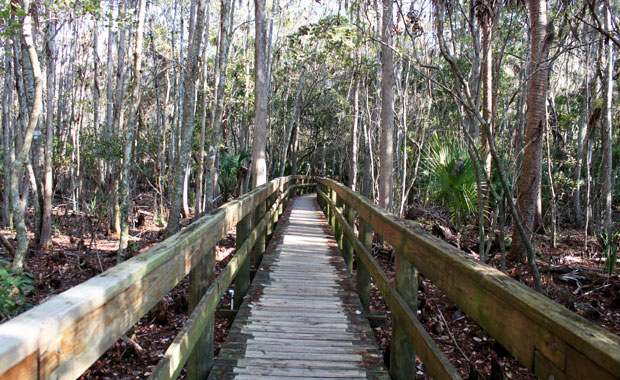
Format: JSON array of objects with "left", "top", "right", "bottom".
[{"left": 208, "top": 194, "right": 390, "bottom": 379}]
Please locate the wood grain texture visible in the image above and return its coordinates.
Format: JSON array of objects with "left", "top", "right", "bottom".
[
  {"left": 318, "top": 188, "right": 460, "bottom": 380},
  {"left": 0, "top": 177, "right": 301, "bottom": 380},
  {"left": 319, "top": 178, "right": 620, "bottom": 380},
  {"left": 208, "top": 194, "right": 388, "bottom": 379}
]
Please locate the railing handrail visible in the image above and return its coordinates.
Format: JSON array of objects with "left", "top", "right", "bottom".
[
  {"left": 0, "top": 175, "right": 315, "bottom": 380},
  {"left": 317, "top": 177, "right": 620, "bottom": 380}
]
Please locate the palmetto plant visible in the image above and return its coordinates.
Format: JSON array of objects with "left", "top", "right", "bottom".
[
  {"left": 424, "top": 134, "right": 478, "bottom": 230},
  {"left": 218, "top": 150, "right": 250, "bottom": 201}
]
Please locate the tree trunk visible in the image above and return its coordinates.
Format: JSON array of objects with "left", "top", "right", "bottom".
[
  {"left": 11, "top": 0, "right": 44, "bottom": 269},
  {"left": 93, "top": 23, "right": 103, "bottom": 184},
  {"left": 166, "top": 0, "right": 208, "bottom": 235},
  {"left": 109, "top": 0, "right": 127, "bottom": 235},
  {"left": 118, "top": 0, "right": 147, "bottom": 261},
  {"left": 251, "top": 0, "right": 268, "bottom": 189},
  {"left": 279, "top": 69, "right": 307, "bottom": 176},
  {"left": 203, "top": 0, "right": 233, "bottom": 212},
  {"left": 194, "top": 0, "right": 211, "bottom": 218},
  {"left": 290, "top": 120, "right": 299, "bottom": 175},
  {"left": 478, "top": 1, "right": 495, "bottom": 223},
  {"left": 40, "top": 18, "right": 56, "bottom": 249},
  {"left": 349, "top": 76, "right": 359, "bottom": 191},
  {"left": 600, "top": 3, "right": 614, "bottom": 232},
  {"left": 2, "top": 46, "right": 13, "bottom": 228},
  {"left": 379, "top": 0, "right": 394, "bottom": 211},
  {"left": 509, "top": 0, "right": 551, "bottom": 267}
]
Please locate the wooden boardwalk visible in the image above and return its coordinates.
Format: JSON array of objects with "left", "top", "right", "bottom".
[{"left": 208, "top": 194, "right": 390, "bottom": 379}]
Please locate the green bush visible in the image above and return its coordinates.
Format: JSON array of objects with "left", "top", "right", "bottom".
[{"left": 0, "top": 260, "right": 34, "bottom": 319}]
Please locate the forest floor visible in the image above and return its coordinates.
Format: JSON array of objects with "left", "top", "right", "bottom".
[{"left": 1, "top": 196, "right": 619, "bottom": 380}]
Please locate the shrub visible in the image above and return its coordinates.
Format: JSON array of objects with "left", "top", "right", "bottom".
[{"left": 0, "top": 259, "right": 34, "bottom": 319}]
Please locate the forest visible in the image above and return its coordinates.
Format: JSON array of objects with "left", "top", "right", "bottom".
[{"left": 0, "top": 0, "right": 619, "bottom": 379}]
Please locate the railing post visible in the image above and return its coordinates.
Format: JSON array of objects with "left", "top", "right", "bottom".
[
  {"left": 253, "top": 200, "right": 266, "bottom": 269},
  {"left": 357, "top": 220, "right": 372, "bottom": 314},
  {"left": 234, "top": 213, "right": 252, "bottom": 310},
  {"left": 390, "top": 251, "right": 419, "bottom": 380},
  {"left": 329, "top": 187, "right": 337, "bottom": 229},
  {"left": 278, "top": 180, "right": 285, "bottom": 217},
  {"left": 325, "top": 187, "right": 332, "bottom": 224},
  {"left": 342, "top": 202, "right": 355, "bottom": 271},
  {"left": 186, "top": 249, "right": 215, "bottom": 379},
  {"left": 335, "top": 196, "right": 344, "bottom": 250},
  {"left": 266, "top": 191, "right": 276, "bottom": 238}
]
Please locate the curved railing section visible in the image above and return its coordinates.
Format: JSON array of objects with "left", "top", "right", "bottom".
[
  {"left": 0, "top": 176, "right": 315, "bottom": 380},
  {"left": 317, "top": 177, "right": 620, "bottom": 380}
]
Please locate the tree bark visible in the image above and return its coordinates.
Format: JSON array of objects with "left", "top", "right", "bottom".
[
  {"left": 509, "top": 0, "right": 552, "bottom": 267},
  {"left": 379, "top": 0, "right": 394, "bottom": 211},
  {"left": 194, "top": 0, "right": 211, "bottom": 218},
  {"left": 203, "top": 0, "right": 233, "bottom": 211},
  {"left": 11, "top": 0, "right": 44, "bottom": 269},
  {"left": 40, "top": 17, "right": 56, "bottom": 249},
  {"left": 349, "top": 75, "right": 359, "bottom": 191},
  {"left": 2, "top": 45, "right": 13, "bottom": 228},
  {"left": 477, "top": 0, "right": 495, "bottom": 224},
  {"left": 600, "top": 3, "right": 614, "bottom": 232},
  {"left": 252, "top": 0, "right": 268, "bottom": 188},
  {"left": 109, "top": 0, "right": 127, "bottom": 235},
  {"left": 118, "top": 0, "right": 147, "bottom": 261}
]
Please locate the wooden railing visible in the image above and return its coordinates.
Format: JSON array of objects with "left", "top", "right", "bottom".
[
  {"left": 317, "top": 178, "right": 620, "bottom": 380},
  {"left": 0, "top": 175, "right": 314, "bottom": 380}
]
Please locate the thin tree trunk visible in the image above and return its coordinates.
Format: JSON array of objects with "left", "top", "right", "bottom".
[
  {"left": 109, "top": 0, "right": 127, "bottom": 235},
  {"left": 508, "top": 0, "right": 550, "bottom": 292},
  {"left": 203, "top": 0, "right": 233, "bottom": 212},
  {"left": 166, "top": 0, "right": 208, "bottom": 234},
  {"left": 11, "top": 0, "right": 44, "bottom": 269},
  {"left": 379, "top": 0, "right": 394, "bottom": 211},
  {"left": 478, "top": 1, "right": 495, "bottom": 224},
  {"left": 290, "top": 120, "right": 299, "bottom": 175},
  {"left": 600, "top": 3, "right": 614, "bottom": 232},
  {"left": 194, "top": 1, "right": 211, "bottom": 218},
  {"left": 279, "top": 69, "right": 307, "bottom": 176},
  {"left": 93, "top": 24, "right": 103, "bottom": 184},
  {"left": 2, "top": 46, "right": 13, "bottom": 228},
  {"left": 251, "top": 0, "right": 268, "bottom": 188},
  {"left": 349, "top": 75, "right": 359, "bottom": 191},
  {"left": 118, "top": 0, "right": 147, "bottom": 261},
  {"left": 40, "top": 17, "right": 56, "bottom": 249},
  {"left": 398, "top": 60, "right": 411, "bottom": 216}
]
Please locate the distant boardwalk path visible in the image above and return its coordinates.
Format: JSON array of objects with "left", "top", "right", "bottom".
[{"left": 208, "top": 194, "right": 390, "bottom": 379}]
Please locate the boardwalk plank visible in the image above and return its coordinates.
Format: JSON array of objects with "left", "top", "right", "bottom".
[{"left": 207, "top": 194, "right": 388, "bottom": 380}]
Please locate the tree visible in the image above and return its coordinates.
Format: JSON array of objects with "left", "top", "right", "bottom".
[
  {"left": 252, "top": 0, "right": 268, "bottom": 188},
  {"left": 166, "top": 0, "right": 208, "bottom": 235},
  {"left": 118, "top": 0, "right": 147, "bottom": 261},
  {"left": 476, "top": 0, "right": 497, "bottom": 221},
  {"left": 379, "top": 0, "right": 394, "bottom": 211},
  {"left": 600, "top": 2, "right": 614, "bottom": 233},
  {"left": 39, "top": 12, "right": 56, "bottom": 250},
  {"left": 509, "top": 0, "right": 552, "bottom": 281},
  {"left": 10, "top": 0, "right": 43, "bottom": 269}
]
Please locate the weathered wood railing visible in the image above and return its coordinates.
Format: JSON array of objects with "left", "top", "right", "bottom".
[
  {"left": 0, "top": 175, "right": 313, "bottom": 380},
  {"left": 317, "top": 178, "right": 620, "bottom": 380}
]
